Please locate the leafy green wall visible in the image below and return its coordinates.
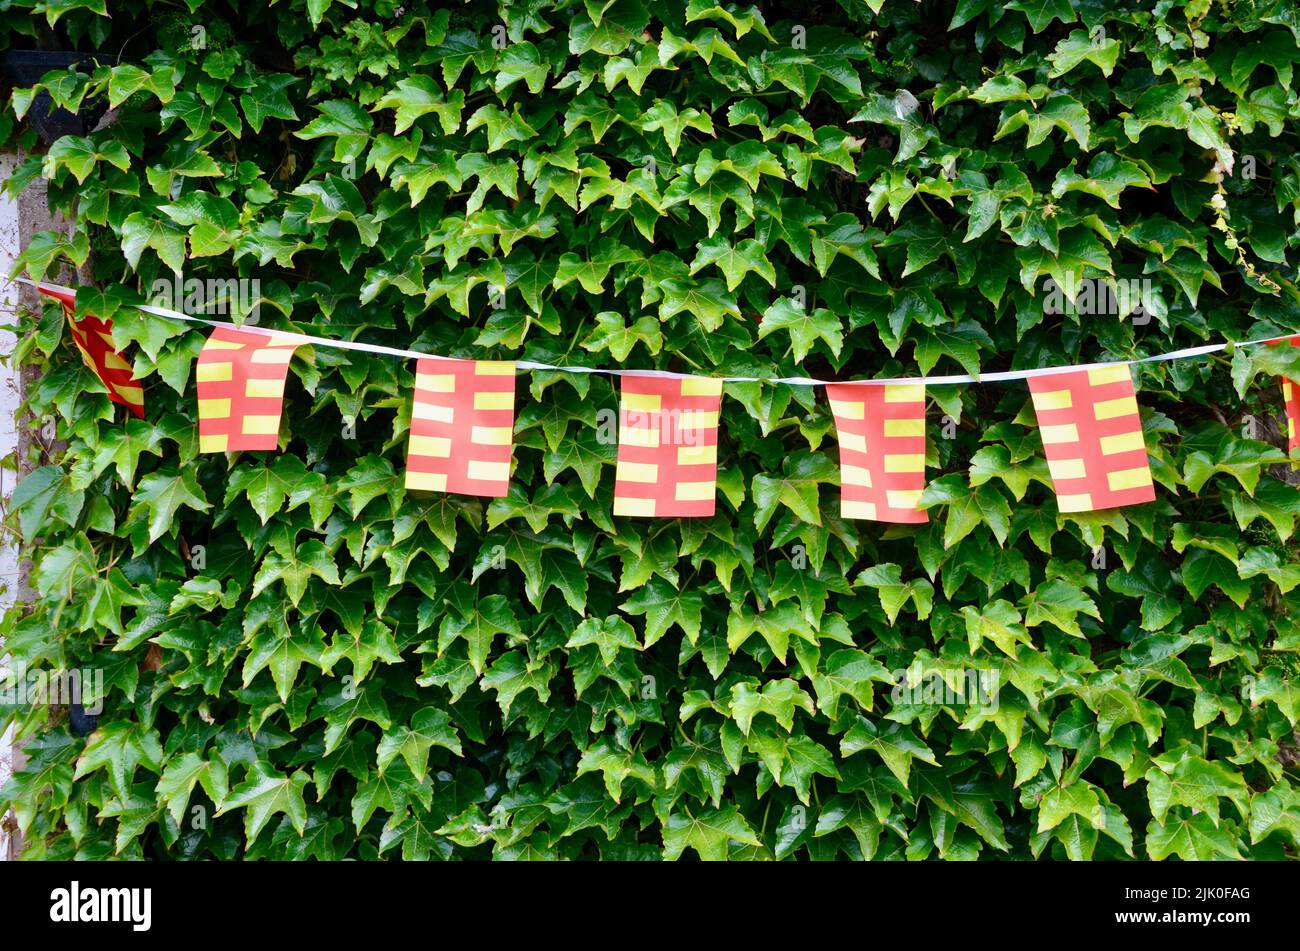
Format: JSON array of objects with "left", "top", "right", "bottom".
[{"left": 2, "top": 0, "right": 1299, "bottom": 860}]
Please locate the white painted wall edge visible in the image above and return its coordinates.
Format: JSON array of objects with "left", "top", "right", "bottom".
[{"left": 0, "top": 152, "right": 25, "bottom": 860}]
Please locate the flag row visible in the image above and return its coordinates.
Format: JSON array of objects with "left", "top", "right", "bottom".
[{"left": 38, "top": 288, "right": 1300, "bottom": 519}]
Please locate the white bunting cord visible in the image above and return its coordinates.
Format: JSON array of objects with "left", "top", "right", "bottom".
[{"left": 16, "top": 278, "right": 1295, "bottom": 387}]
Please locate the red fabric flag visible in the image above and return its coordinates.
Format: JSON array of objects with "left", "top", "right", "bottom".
[
  {"left": 37, "top": 285, "right": 145, "bottom": 418},
  {"left": 195, "top": 326, "right": 302, "bottom": 452},
  {"left": 1028, "top": 365, "right": 1155, "bottom": 512},
  {"left": 826, "top": 382, "right": 927, "bottom": 523},
  {"left": 404, "top": 358, "right": 516, "bottom": 496},
  {"left": 613, "top": 374, "right": 722, "bottom": 517}
]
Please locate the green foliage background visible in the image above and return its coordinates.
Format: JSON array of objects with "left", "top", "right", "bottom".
[{"left": 3, "top": 0, "right": 1300, "bottom": 860}]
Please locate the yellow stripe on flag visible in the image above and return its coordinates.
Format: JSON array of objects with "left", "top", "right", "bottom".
[
  {"left": 1032, "top": 389, "right": 1072, "bottom": 411},
  {"left": 613, "top": 496, "right": 656, "bottom": 517},
  {"left": 674, "top": 481, "right": 715, "bottom": 502},
  {"left": 1039, "top": 423, "right": 1079, "bottom": 445},
  {"left": 620, "top": 426, "right": 659, "bottom": 448},
  {"left": 1093, "top": 396, "right": 1139, "bottom": 421},
  {"left": 841, "top": 464, "right": 873, "bottom": 488},
  {"left": 198, "top": 398, "right": 231, "bottom": 419},
  {"left": 409, "top": 435, "right": 451, "bottom": 457},
  {"left": 197, "top": 362, "right": 233, "bottom": 383},
  {"left": 1099, "top": 430, "right": 1145, "bottom": 455},
  {"left": 677, "top": 444, "right": 716, "bottom": 466},
  {"left": 1047, "top": 458, "right": 1087, "bottom": 481},
  {"left": 884, "top": 384, "right": 924, "bottom": 403},
  {"left": 841, "top": 500, "right": 878, "bottom": 520},
  {"left": 1107, "top": 467, "right": 1153, "bottom": 491},
  {"left": 245, "top": 378, "right": 285, "bottom": 399},
  {"left": 884, "top": 453, "right": 924, "bottom": 473},
  {"left": 829, "top": 399, "right": 864, "bottom": 420},
  {"left": 470, "top": 426, "right": 512, "bottom": 446},
  {"left": 406, "top": 471, "right": 448, "bottom": 492},
  {"left": 839, "top": 432, "right": 866, "bottom": 453},
  {"left": 883, "top": 418, "right": 925, "bottom": 438},
  {"left": 624, "top": 392, "right": 662, "bottom": 413},
  {"left": 616, "top": 461, "right": 659, "bottom": 483},
  {"left": 1056, "top": 493, "right": 1094, "bottom": 512},
  {"left": 241, "top": 415, "right": 280, "bottom": 436},
  {"left": 412, "top": 402, "right": 454, "bottom": 423},
  {"left": 680, "top": 377, "right": 723, "bottom": 397},
  {"left": 886, "top": 489, "right": 923, "bottom": 510},
  {"left": 415, "top": 372, "right": 455, "bottom": 393},
  {"left": 474, "top": 391, "right": 513, "bottom": 411},
  {"left": 1087, "top": 365, "right": 1131, "bottom": 387},
  {"left": 467, "top": 460, "right": 509, "bottom": 482},
  {"left": 249, "top": 348, "right": 296, "bottom": 365}
]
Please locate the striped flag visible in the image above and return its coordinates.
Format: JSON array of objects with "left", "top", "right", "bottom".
[
  {"left": 613, "top": 375, "right": 722, "bottom": 517},
  {"left": 37, "top": 285, "right": 145, "bottom": 418},
  {"left": 1028, "top": 365, "right": 1155, "bottom": 512},
  {"left": 404, "top": 358, "right": 516, "bottom": 496},
  {"left": 196, "top": 326, "right": 302, "bottom": 452},
  {"left": 826, "top": 382, "right": 927, "bottom": 523},
  {"left": 1285, "top": 378, "right": 1299, "bottom": 455}
]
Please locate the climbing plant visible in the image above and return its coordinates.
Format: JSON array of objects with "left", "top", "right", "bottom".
[{"left": 2, "top": 0, "right": 1299, "bottom": 860}]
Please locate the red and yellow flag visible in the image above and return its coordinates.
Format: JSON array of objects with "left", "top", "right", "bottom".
[
  {"left": 1284, "top": 378, "right": 1299, "bottom": 455},
  {"left": 613, "top": 374, "right": 722, "bottom": 518},
  {"left": 38, "top": 285, "right": 145, "bottom": 418},
  {"left": 196, "top": 326, "right": 301, "bottom": 452},
  {"left": 826, "top": 382, "right": 927, "bottom": 522},
  {"left": 1028, "top": 365, "right": 1154, "bottom": 512},
  {"left": 404, "top": 358, "right": 516, "bottom": 496}
]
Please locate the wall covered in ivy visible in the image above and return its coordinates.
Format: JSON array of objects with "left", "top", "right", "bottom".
[{"left": 2, "top": 0, "right": 1299, "bottom": 859}]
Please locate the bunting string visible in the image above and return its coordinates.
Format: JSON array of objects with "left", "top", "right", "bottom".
[
  {"left": 15, "top": 278, "right": 1300, "bottom": 519},
  {"left": 19, "top": 279, "right": 1293, "bottom": 386}
]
